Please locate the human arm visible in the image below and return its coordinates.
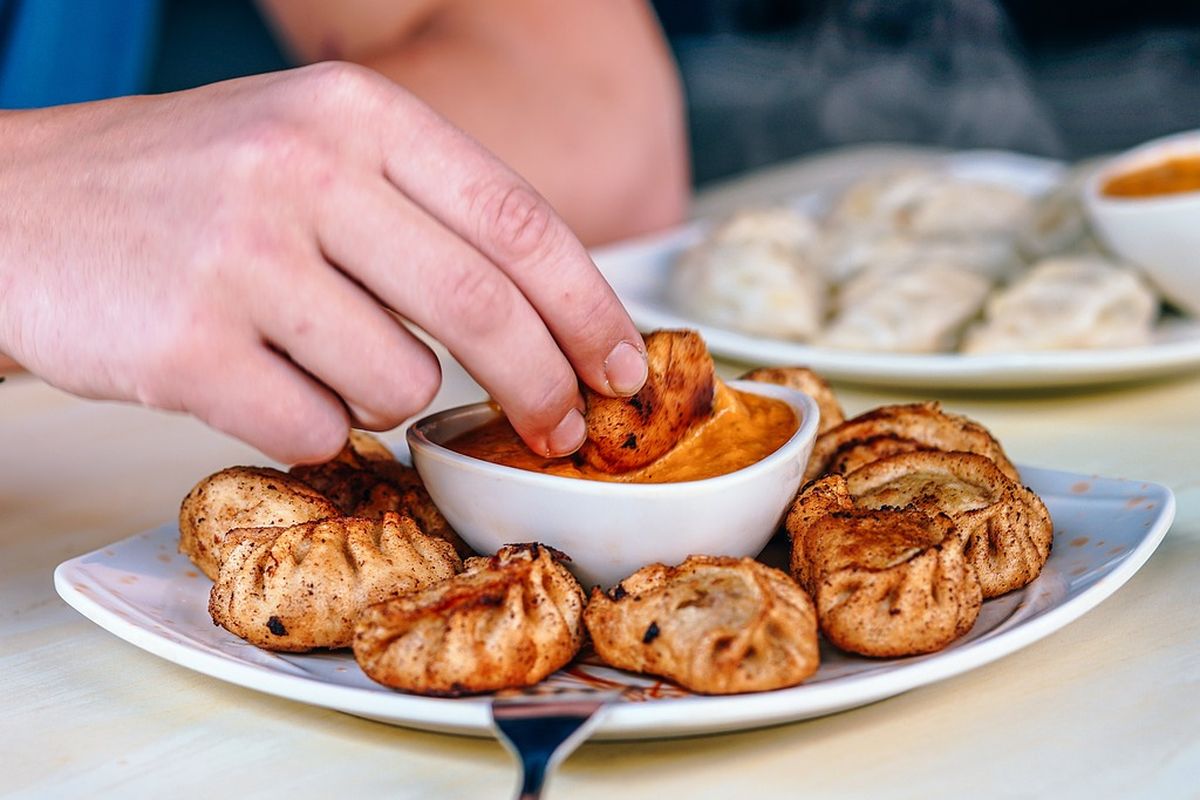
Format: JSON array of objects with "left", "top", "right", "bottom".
[{"left": 0, "top": 64, "right": 647, "bottom": 462}]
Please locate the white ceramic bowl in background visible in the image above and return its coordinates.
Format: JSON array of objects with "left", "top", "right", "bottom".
[
  {"left": 1083, "top": 129, "right": 1200, "bottom": 316},
  {"left": 407, "top": 381, "right": 820, "bottom": 589}
]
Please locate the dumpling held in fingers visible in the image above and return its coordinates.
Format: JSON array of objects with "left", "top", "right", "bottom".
[
  {"left": 846, "top": 451, "right": 1053, "bottom": 598},
  {"left": 787, "top": 476, "right": 982, "bottom": 658},
  {"left": 353, "top": 544, "right": 586, "bottom": 695},
  {"left": 805, "top": 401, "right": 1019, "bottom": 483},
  {"left": 584, "top": 556, "right": 820, "bottom": 694},
  {"left": 179, "top": 466, "right": 340, "bottom": 580},
  {"left": 209, "top": 512, "right": 461, "bottom": 652},
  {"left": 579, "top": 329, "right": 716, "bottom": 473}
]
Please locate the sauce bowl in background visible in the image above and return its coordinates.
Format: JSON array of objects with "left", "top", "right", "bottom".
[{"left": 1084, "top": 129, "right": 1200, "bottom": 316}]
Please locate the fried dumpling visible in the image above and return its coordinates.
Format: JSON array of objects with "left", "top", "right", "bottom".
[
  {"left": 580, "top": 330, "right": 716, "bottom": 473},
  {"left": 787, "top": 476, "right": 982, "bottom": 657},
  {"left": 353, "top": 544, "right": 585, "bottom": 695},
  {"left": 288, "top": 430, "right": 405, "bottom": 513},
  {"left": 846, "top": 451, "right": 1053, "bottom": 598},
  {"left": 179, "top": 466, "right": 339, "bottom": 580},
  {"left": 291, "top": 432, "right": 470, "bottom": 557},
  {"left": 739, "top": 366, "right": 845, "bottom": 433},
  {"left": 351, "top": 463, "right": 470, "bottom": 557},
  {"left": 584, "top": 556, "right": 819, "bottom": 694},
  {"left": 805, "top": 401, "right": 1018, "bottom": 483},
  {"left": 209, "top": 513, "right": 460, "bottom": 652},
  {"left": 817, "top": 263, "right": 991, "bottom": 353},
  {"left": 962, "top": 256, "right": 1159, "bottom": 353}
]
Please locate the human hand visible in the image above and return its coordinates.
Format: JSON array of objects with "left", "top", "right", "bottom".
[{"left": 0, "top": 63, "right": 648, "bottom": 462}]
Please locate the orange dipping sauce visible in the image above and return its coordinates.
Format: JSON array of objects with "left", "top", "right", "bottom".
[
  {"left": 1102, "top": 154, "right": 1200, "bottom": 198},
  {"left": 446, "top": 383, "right": 798, "bottom": 484}
]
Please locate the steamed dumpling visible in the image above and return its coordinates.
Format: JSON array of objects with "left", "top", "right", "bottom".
[
  {"left": 209, "top": 513, "right": 461, "bottom": 651},
  {"left": 816, "top": 231, "right": 1020, "bottom": 284},
  {"left": 710, "top": 207, "right": 822, "bottom": 252},
  {"left": 817, "top": 264, "right": 991, "bottom": 353},
  {"left": 826, "top": 169, "right": 1032, "bottom": 240},
  {"left": 353, "top": 544, "right": 585, "bottom": 695},
  {"left": 962, "top": 256, "right": 1159, "bottom": 353},
  {"left": 825, "top": 168, "right": 943, "bottom": 233},
  {"left": 670, "top": 208, "right": 826, "bottom": 340},
  {"left": 1016, "top": 160, "right": 1104, "bottom": 259},
  {"left": 585, "top": 556, "right": 819, "bottom": 694},
  {"left": 902, "top": 179, "right": 1033, "bottom": 239}
]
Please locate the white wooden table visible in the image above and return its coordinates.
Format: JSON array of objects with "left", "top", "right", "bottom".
[{"left": 3, "top": 146, "right": 1198, "bottom": 798}]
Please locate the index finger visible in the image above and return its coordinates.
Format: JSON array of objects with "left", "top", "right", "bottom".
[{"left": 376, "top": 92, "right": 649, "bottom": 399}]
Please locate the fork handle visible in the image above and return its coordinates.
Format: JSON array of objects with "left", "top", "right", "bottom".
[{"left": 492, "top": 698, "right": 610, "bottom": 800}]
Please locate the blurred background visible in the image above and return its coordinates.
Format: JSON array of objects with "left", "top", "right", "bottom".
[
  {"left": 4, "top": 0, "right": 1200, "bottom": 187},
  {"left": 658, "top": 0, "right": 1200, "bottom": 183},
  {"left": 132, "top": 0, "right": 1200, "bottom": 185}
]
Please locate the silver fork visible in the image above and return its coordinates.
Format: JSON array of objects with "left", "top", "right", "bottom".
[{"left": 491, "top": 693, "right": 615, "bottom": 800}]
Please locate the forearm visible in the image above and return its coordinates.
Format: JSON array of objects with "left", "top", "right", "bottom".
[
  {"left": 260, "top": 0, "right": 689, "bottom": 245},
  {"left": 0, "top": 109, "right": 34, "bottom": 372}
]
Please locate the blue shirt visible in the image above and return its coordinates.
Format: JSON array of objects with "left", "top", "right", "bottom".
[{"left": 0, "top": 0, "right": 160, "bottom": 108}]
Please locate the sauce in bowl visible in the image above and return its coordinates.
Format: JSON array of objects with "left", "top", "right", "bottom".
[
  {"left": 1102, "top": 154, "right": 1200, "bottom": 198},
  {"left": 446, "top": 382, "right": 798, "bottom": 484}
]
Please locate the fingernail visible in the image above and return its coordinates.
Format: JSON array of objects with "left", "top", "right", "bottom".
[
  {"left": 604, "top": 341, "right": 648, "bottom": 396},
  {"left": 546, "top": 408, "right": 586, "bottom": 457}
]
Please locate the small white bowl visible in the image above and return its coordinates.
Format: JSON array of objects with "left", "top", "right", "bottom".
[
  {"left": 1083, "top": 129, "right": 1200, "bottom": 316},
  {"left": 407, "top": 381, "right": 820, "bottom": 589}
]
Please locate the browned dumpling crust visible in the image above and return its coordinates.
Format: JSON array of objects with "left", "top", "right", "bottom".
[
  {"left": 209, "top": 513, "right": 461, "bottom": 652},
  {"left": 584, "top": 556, "right": 819, "bottom": 694},
  {"left": 787, "top": 476, "right": 982, "bottom": 658},
  {"left": 579, "top": 330, "right": 716, "bottom": 473},
  {"left": 739, "top": 366, "right": 845, "bottom": 434},
  {"left": 353, "top": 544, "right": 585, "bottom": 695},
  {"left": 846, "top": 451, "right": 1053, "bottom": 598},
  {"left": 804, "top": 401, "right": 1019, "bottom": 483},
  {"left": 291, "top": 432, "right": 471, "bottom": 557},
  {"left": 288, "top": 431, "right": 402, "bottom": 513},
  {"left": 179, "top": 466, "right": 339, "bottom": 580}
]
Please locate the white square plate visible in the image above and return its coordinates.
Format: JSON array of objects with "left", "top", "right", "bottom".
[{"left": 55, "top": 465, "right": 1174, "bottom": 740}]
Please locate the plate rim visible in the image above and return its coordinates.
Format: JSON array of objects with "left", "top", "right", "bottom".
[{"left": 54, "top": 465, "right": 1176, "bottom": 740}]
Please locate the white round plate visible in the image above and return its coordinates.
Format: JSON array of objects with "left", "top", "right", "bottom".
[
  {"left": 55, "top": 465, "right": 1173, "bottom": 740},
  {"left": 591, "top": 151, "right": 1200, "bottom": 389}
]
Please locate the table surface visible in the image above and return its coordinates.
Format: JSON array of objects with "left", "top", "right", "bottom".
[{"left": 3, "top": 145, "right": 1198, "bottom": 799}]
